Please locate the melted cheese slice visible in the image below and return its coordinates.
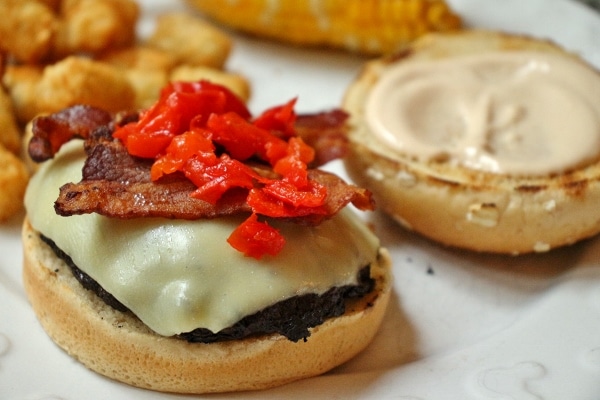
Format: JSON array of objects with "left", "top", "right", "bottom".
[{"left": 25, "top": 141, "right": 380, "bottom": 336}]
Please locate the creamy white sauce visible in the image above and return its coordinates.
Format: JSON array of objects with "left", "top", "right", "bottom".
[
  {"left": 365, "top": 51, "right": 600, "bottom": 175},
  {"left": 25, "top": 141, "right": 379, "bottom": 336}
]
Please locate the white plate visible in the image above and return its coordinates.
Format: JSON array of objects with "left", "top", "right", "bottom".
[{"left": 2, "top": 0, "right": 600, "bottom": 398}]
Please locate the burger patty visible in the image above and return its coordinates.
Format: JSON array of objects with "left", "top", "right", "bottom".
[{"left": 41, "top": 235, "right": 375, "bottom": 343}]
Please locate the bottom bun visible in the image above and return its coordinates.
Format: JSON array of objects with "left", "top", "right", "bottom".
[{"left": 22, "top": 218, "right": 392, "bottom": 394}]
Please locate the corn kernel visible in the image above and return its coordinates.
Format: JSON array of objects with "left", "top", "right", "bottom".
[{"left": 186, "top": 0, "right": 463, "bottom": 55}]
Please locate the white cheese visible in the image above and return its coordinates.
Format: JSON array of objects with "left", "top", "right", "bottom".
[{"left": 25, "top": 141, "right": 380, "bottom": 336}]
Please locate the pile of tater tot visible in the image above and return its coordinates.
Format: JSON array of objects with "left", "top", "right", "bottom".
[{"left": 0, "top": 0, "right": 250, "bottom": 222}]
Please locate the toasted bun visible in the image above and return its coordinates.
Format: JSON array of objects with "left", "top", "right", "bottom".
[
  {"left": 343, "top": 30, "right": 600, "bottom": 254},
  {"left": 22, "top": 218, "right": 392, "bottom": 394}
]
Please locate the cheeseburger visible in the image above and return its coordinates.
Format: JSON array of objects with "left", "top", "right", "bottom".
[{"left": 22, "top": 81, "right": 391, "bottom": 393}]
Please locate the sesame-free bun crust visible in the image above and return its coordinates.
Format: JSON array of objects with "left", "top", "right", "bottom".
[
  {"left": 21, "top": 218, "right": 392, "bottom": 394},
  {"left": 343, "top": 30, "right": 600, "bottom": 254}
]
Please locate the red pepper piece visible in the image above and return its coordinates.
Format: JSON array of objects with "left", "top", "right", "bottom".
[
  {"left": 247, "top": 180, "right": 328, "bottom": 218},
  {"left": 151, "top": 129, "right": 216, "bottom": 181},
  {"left": 186, "top": 155, "right": 259, "bottom": 205},
  {"left": 273, "top": 137, "right": 314, "bottom": 187},
  {"left": 253, "top": 98, "right": 297, "bottom": 138},
  {"left": 172, "top": 80, "right": 251, "bottom": 121},
  {"left": 113, "top": 123, "right": 174, "bottom": 159},
  {"left": 206, "top": 112, "right": 286, "bottom": 161},
  {"left": 113, "top": 81, "right": 251, "bottom": 158},
  {"left": 227, "top": 213, "right": 286, "bottom": 259}
]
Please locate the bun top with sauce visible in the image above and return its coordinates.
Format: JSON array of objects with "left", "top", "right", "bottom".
[{"left": 343, "top": 30, "right": 600, "bottom": 254}]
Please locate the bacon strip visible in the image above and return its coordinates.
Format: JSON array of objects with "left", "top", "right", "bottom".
[
  {"left": 53, "top": 124, "right": 248, "bottom": 219},
  {"left": 29, "top": 105, "right": 114, "bottom": 162},
  {"left": 295, "top": 109, "right": 349, "bottom": 167},
  {"left": 30, "top": 106, "right": 349, "bottom": 166},
  {"left": 57, "top": 164, "right": 372, "bottom": 223},
  {"left": 45, "top": 107, "right": 372, "bottom": 223},
  {"left": 57, "top": 180, "right": 252, "bottom": 220}
]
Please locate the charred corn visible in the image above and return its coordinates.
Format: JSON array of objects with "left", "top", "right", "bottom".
[{"left": 186, "top": 0, "right": 462, "bottom": 55}]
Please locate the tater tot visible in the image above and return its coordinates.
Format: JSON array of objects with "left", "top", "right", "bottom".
[
  {"left": 35, "top": 56, "right": 136, "bottom": 114},
  {"left": 170, "top": 65, "right": 251, "bottom": 102},
  {"left": 0, "top": 0, "right": 58, "bottom": 63},
  {"left": 99, "top": 46, "right": 179, "bottom": 72},
  {"left": 0, "top": 87, "right": 22, "bottom": 154},
  {"left": 0, "top": 144, "right": 29, "bottom": 222},
  {"left": 53, "top": 0, "right": 139, "bottom": 58},
  {"left": 99, "top": 46, "right": 177, "bottom": 110},
  {"left": 125, "top": 69, "right": 169, "bottom": 110},
  {"left": 147, "top": 13, "right": 232, "bottom": 69},
  {"left": 36, "top": 0, "right": 61, "bottom": 11},
  {"left": 2, "top": 65, "right": 44, "bottom": 124}
]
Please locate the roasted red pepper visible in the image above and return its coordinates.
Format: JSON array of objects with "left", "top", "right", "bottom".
[
  {"left": 150, "top": 128, "right": 216, "bottom": 181},
  {"left": 113, "top": 80, "right": 327, "bottom": 259},
  {"left": 227, "top": 214, "right": 285, "bottom": 259},
  {"left": 253, "top": 98, "right": 297, "bottom": 138},
  {"left": 186, "top": 155, "right": 259, "bottom": 205},
  {"left": 114, "top": 81, "right": 251, "bottom": 158}
]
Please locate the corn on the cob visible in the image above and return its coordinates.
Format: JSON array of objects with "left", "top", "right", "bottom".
[{"left": 186, "top": 0, "right": 462, "bottom": 55}]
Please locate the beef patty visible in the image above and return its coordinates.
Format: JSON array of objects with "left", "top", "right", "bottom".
[{"left": 41, "top": 235, "right": 375, "bottom": 343}]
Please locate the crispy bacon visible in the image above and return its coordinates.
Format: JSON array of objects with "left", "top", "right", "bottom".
[
  {"left": 32, "top": 105, "right": 372, "bottom": 223},
  {"left": 295, "top": 109, "right": 349, "bottom": 167},
  {"left": 53, "top": 124, "right": 250, "bottom": 219},
  {"left": 57, "top": 180, "right": 253, "bottom": 220},
  {"left": 30, "top": 106, "right": 349, "bottom": 166},
  {"left": 29, "top": 105, "right": 114, "bottom": 162}
]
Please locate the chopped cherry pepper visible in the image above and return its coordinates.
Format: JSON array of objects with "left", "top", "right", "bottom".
[
  {"left": 253, "top": 98, "right": 297, "bottom": 138},
  {"left": 227, "top": 214, "right": 286, "bottom": 259},
  {"left": 205, "top": 111, "right": 287, "bottom": 161},
  {"left": 113, "top": 80, "right": 327, "bottom": 259},
  {"left": 150, "top": 128, "right": 216, "bottom": 181},
  {"left": 186, "top": 155, "right": 259, "bottom": 205},
  {"left": 114, "top": 81, "right": 251, "bottom": 158}
]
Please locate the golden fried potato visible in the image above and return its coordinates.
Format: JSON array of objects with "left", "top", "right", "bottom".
[
  {"left": 124, "top": 69, "right": 169, "bottom": 110},
  {"left": 0, "top": 87, "right": 22, "bottom": 154},
  {"left": 2, "top": 65, "right": 44, "bottom": 124},
  {"left": 170, "top": 65, "right": 250, "bottom": 102},
  {"left": 147, "top": 13, "right": 232, "bottom": 69},
  {"left": 99, "top": 46, "right": 180, "bottom": 110},
  {"left": 53, "top": 0, "right": 139, "bottom": 58},
  {"left": 36, "top": 0, "right": 61, "bottom": 11},
  {"left": 99, "top": 46, "right": 179, "bottom": 72},
  {"left": 0, "top": 0, "right": 58, "bottom": 63},
  {"left": 0, "top": 144, "right": 29, "bottom": 222},
  {"left": 35, "top": 56, "right": 136, "bottom": 114}
]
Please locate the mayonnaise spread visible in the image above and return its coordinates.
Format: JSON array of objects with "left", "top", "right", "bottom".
[
  {"left": 25, "top": 141, "right": 380, "bottom": 336},
  {"left": 365, "top": 51, "right": 600, "bottom": 175}
]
